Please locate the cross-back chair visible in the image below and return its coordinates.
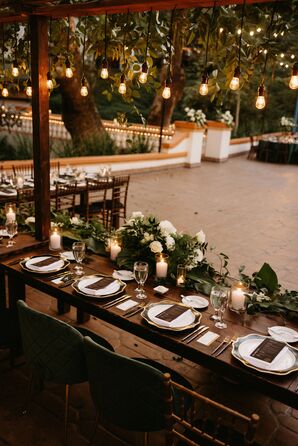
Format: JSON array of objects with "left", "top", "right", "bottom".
[
  {"left": 53, "top": 182, "right": 78, "bottom": 216},
  {"left": 17, "top": 301, "right": 114, "bottom": 445},
  {"left": 50, "top": 160, "right": 60, "bottom": 176},
  {"left": 77, "top": 178, "right": 111, "bottom": 225},
  {"left": 12, "top": 163, "right": 34, "bottom": 178},
  {"left": 17, "top": 187, "right": 35, "bottom": 213},
  {"left": 106, "top": 175, "right": 130, "bottom": 229},
  {"left": 247, "top": 136, "right": 259, "bottom": 160}
]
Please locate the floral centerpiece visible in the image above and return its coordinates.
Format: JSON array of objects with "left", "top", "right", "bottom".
[
  {"left": 217, "top": 110, "right": 234, "bottom": 128},
  {"left": 184, "top": 107, "right": 207, "bottom": 128},
  {"left": 280, "top": 116, "right": 294, "bottom": 133}
]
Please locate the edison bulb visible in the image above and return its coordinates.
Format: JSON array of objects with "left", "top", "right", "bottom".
[
  {"left": 162, "top": 86, "right": 171, "bottom": 99},
  {"left": 47, "top": 78, "right": 54, "bottom": 90},
  {"left": 80, "top": 85, "right": 88, "bottom": 96},
  {"left": 118, "top": 82, "right": 126, "bottom": 95},
  {"left": 2, "top": 87, "right": 8, "bottom": 97},
  {"left": 100, "top": 67, "right": 109, "bottom": 79},
  {"left": 199, "top": 82, "right": 208, "bottom": 96},
  {"left": 139, "top": 71, "right": 148, "bottom": 84},
  {"left": 26, "top": 85, "right": 32, "bottom": 97},
  {"left": 229, "top": 76, "right": 240, "bottom": 91},
  {"left": 256, "top": 95, "right": 266, "bottom": 110},
  {"left": 12, "top": 66, "right": 19, "bottom": 77},
  {"left": 65, "top": 67, "right": 73, "bottom": 78},
  {"left": 289, "top": 75, "right": 298, "bottom": 90}
]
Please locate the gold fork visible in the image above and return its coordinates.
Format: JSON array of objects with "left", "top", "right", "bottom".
[{"left": 211, "top": 336, "right": 230, "bottom": 355}]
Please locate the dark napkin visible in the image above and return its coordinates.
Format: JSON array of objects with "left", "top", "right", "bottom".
[
  {"left": 155, "top": 304, "right": 188, "bottom": 322},
  {"left": 32, "top": 257, "right": 60, "bottom": 268},
  {"left": 250, "top": 338, "right": 285, "bottom": 363},
  {"left": 85, "top": 277, "right": 115, "bottom": 290}
]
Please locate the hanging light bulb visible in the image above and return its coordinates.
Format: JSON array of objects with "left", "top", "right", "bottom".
[
  {"left": 2, "top": 83, "right": 8, "bottom": 97},
  {"left": 12, "top": 60, "right": 19, "bottom": 77},
  {"left": 100, "top": 59, "right": 109, "bottom": 79},
  {"left": 162, "top": 78, "right": 171, "bottom": 99},
  {"left": 199, "top": 74, "right": 208, "bottom": 96},
  {"left": 25, "top": 79, "right": 32, "bottom": 97},
  {"left": 47, "top": 72, "right": 54, "bottom": 90},
  {"left": 80, "top": 76, "right": 88, "bottom": 96},
  {"left": 289, "top": 63, "right": 298, "bottom": 90},
  {"left": 229, "top": 66, "right": 240, "bottom": 90},
  {"left": 139, "top": 61, "right": 148, "bottom": 84},
  {"left": 65, "top": 57, "right": 73, "bottom": 78},
  {"left": 118, "top": 73, "right": 126, "bottom": 95},
  {"left": 255, "top": 84, "right": 266, "bottom": 109}
]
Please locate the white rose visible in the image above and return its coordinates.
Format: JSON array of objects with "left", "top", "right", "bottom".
[
  {"left": 70, "top": 216, "right": 80, "bottom": 225},
  {"left": 166, "top": 235, "right": 175, "bottom": 251},
  {"left": 25, "top": 216, "right": 35, "bottom": 224},
  {"left": 158, "top": 220, "right": 177, "bottom": 236},
  {"left": 193, "top": 248, "right": 203, "bottom": 263},
  {"left": 195, "top": 229, "right": 206, "bottom": 244},
  {"left": 149, "top": 241, "right": 163, "bottom": 253},
  {"left": 143, "top": 232, "right": 154, "bottom": 242},
  {"left": 131, "top": 211, "right": 144, "bottom": 219}
]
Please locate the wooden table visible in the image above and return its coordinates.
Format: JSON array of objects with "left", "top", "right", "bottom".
[{"left": 1, "top": 245, "right": 298, "bottom": 409}]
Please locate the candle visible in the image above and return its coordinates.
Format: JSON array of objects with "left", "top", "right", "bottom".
[
  {"left": 156, "top": 257, "right": 168, "bottom": 278},
  {"left": 230, "top": 285, "right": 246, "bottom": 311},
  {"left": 177, "top": 275, "right": 185, "bottom": 286},
  {"left": 110, "top": 241, "right": 121, "bottom": 261},
  {"left": 49, "top": 229, "right": 61, "bottom": 251},
  {"left": 16, "top": 176, "right": 24, "bottom": 189},
  {"left": 6, "top": 207, "right": 16, "bottom": 223},
  {"left": 176, "top": 264, "right": 186, "bottom": 287}
]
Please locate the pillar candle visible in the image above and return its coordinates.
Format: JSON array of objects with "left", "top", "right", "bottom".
[
  {"left": 156, "top": 258, "right": 168, "bottom": 278},
  {"left": 110, "top": 241, "right": 121, "bottom": 261},
  {"left": 49, "top": 230, "right": 61, "bottom": 250},
  {"left": 6, "top": 207, "right": 16, "bottom": 223},
  {"left": 231, "top": 287, "right": 246, "bottom": 310}
]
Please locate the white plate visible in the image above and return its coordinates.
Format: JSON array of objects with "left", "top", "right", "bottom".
[
  {"left": 78, "top": 276, "right": 121, "bottom": 296},
  {"left": 24, "top": 256, "right": 66, "bottom": 273},
  {"left": 268, "top": 326, "right": 298, "bottom": 344},
  {"left": 112, "top": 270, "right": 134, "bottom": 281},
  {"left": 144, "top": 302, "right": 199, "bottom": 330},
  {"left": 60, "top": 251, "right": 75, "bottom": 261},
  {"left": 182, "top": 295, "right": 209, "bottom": 309}
]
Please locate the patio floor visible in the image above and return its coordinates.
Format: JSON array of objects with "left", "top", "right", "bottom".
[{"left": 1, "top": 156, "right": 297, "bottom": 446}]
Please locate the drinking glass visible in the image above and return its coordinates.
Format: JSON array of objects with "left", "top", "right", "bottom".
[
  {"left": 5, "top": 221, "right": 18, "bottom": 247},
  {"left": 133, "top": 261, "right": 148, "bottom": 299},
  {"left": 210, "top": 285, "right": 229, "bottom": 329},
  {"left": 72, "top": 241, "right": 86, "bottom": 276}
]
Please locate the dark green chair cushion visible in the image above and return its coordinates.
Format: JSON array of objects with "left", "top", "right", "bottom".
[
  {"left": 17, "top": 301, "right": 113, "bottom": 385},
  {"left": 84, "top": 336, "right": 169, "bottom": 432}
]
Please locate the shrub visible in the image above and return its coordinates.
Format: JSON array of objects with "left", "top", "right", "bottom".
[
  {"left": 124, "top": 134, "right": 155, "bottom": 154},
  {"left": 52, "top": 132, "right": 118, "bottom": 158}
]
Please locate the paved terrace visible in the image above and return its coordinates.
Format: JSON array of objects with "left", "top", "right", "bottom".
[{"left": 1, "top": 156, "right": 297, "bottom": 446}]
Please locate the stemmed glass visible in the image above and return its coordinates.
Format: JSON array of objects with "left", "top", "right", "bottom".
[
  {"left": 133, "top": 261, "right": 148, "bottom": 299},
  {"left": 72, "top": 241, "right": 86, "bottom": 276},
  {"left": 5, "top": 221, "right": 18, "bottom": 247},
  {"left": 210, "top": 285, "right": 229, "bottom": 329}
]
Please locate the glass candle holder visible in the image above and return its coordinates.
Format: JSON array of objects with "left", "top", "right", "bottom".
[
  {"left": 155, "top": 253, "right": 169, "bottom": 278},
  {"left": 5, "top": 202, "right": 16, "bottom": 223},
  {"left": 110, "top": 236, "right": 121, "bottom": 261},
  {"left": 229, "top": 281, "right": 248, "bottom": 313},
  {"left": 49, "top": 226, "right": 62, "bottom": 251},
  {"left": 176, "top": 264, "right": 186, "bottom": 287}
]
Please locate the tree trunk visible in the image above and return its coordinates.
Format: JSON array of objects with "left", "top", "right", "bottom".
[{"left": 148, "top": 19, "right": 186, "bottom": 127}]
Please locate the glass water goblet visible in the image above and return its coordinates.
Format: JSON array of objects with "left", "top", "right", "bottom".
[
  {"left": 5, "top": 221, "right": 18, "bottom": 247},
  {"left": 210, "top": 285, "right": 229, "bottom": 329},
  {"left": 133, "top": 261, "right": 148, "bottom": 299},
  {"left": 72, "top": 241, "right": 86, "bottom": 276}
]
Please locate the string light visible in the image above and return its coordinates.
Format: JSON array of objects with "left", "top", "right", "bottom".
[
  {"left": 12, "top": 24, "right": 19, "bottom": 77},
  {"left": 289, "top": 63, "right": 298, "bottom": 90},
  {"left": 26, "top": 24, "right": 32, "bottom": 97},
  {"left": 249, "top": 31, "right": 254, "bottom": 36},
  {"left": 80, "top": 17, "right": 88, "bottom": 97},
  {"left": 161, "top": 9, "right": 175, "bottom": 100},
  {"left": 65, "top": 58, "right": 73, "bottom": 78},
  {"left": 162, "top": 79, "right": 171, "bottom": 99},
  {"left": 255, "top": 84, "right": 266, "bottom": 109},
  {"left": 280, "top": 53, "right": 284, "bottom": 58},
  {"left": 256, "top": 27, "right": 262, "bottom": 33},
  {"left": 237, "top": 29, "right": 242, "bottom": 35},
  {"left": 263, "top": 49, "right": 268, "bottom": 54},
  {"left": 100, "top": 12, "right": 109, "bottom": 79},
  {"left": 25, "top": 79, "right": 32, "bottom": 97},
  {"left": 280, "top": 62, "right": 284, "bottom": 66},
  {"left": 273, "top": 32, "right": 278, "bottom": 38},
  {"left": 199, "top": 3, "right": 216, "bottom": 96},
  {"left": 229, "top": 0, "right": 245, "bottom": 91},
  {"left": 219, "top": 27, "right": 224, "bottom": 34},
  {"left": 2, "top": 82, "right": 8, "bottom": 97},
  {"left": 138, "top": 8, "right": 152, "bottom": 85},
  {"left": 80, "top": 75, "right": 88, "bottom": 96},
  {"left": 118, "top": 73, "right": 126, "bottom": 95},
  {"left": 199, "top": 74, "right": 208, "bottom": 95},
  {"left": 12, "top": 60, "right": 19, "bottom": 77},
  {"left": 291, "top": 54, "right": 295, "bottom": 59},
  {"left": 1, "top": 24, "right": 8, "bottom": 97}
]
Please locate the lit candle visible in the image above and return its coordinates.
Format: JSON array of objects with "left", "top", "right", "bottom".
[
  {"left": 6, "top": 207, "right": 16, "bottom": 223},
  {"left": 110, "top": 240, "right": 121, "bottom": 261},
  {"left": 16, "top": 176, "right": 24, "bottom": 189},
  {"left": 177, "top": 275, "right": 185, "bottom": 286},
  {"left": 230, "top": 284, "right": 246, "bottom": 311},
  {"left": 49, "top": 229, "right": 61, "bottom": 251},
  {"left": 156, "top": 257, "right": 168, "bottom": 278}
]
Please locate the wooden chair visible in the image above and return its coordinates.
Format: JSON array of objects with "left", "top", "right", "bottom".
[
  {"left": 106, "top": 175, "right": 130, "bottom": 229},
  {"left": 169, "top": 379, "right": 260, "bottom": 446},
  {"left": 12, "top": 163, "right": 34, "bottom": 178},
  {"left": 53, "top": 182, "right": 78, "bottom": 216},
  {"left": 17, "top": 301, "right": 114, "bottom": 445},
  {"left": 247, "top": 136, "right": 259, "bottom": 160},
  {"left": 17, "top": 187, "right": 35, "bottom": 214},
  {"left": 50, "top": 160, "right": 60, "bottom": 176},
  {"left": 78, "top": 178, "right": 111, "bottom": 225}
]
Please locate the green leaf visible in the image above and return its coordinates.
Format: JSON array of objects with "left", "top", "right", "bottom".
[{"left": 254, "top": 263, "right": 278, "bottom": 295}]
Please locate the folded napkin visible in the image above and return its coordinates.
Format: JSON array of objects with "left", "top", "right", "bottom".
[
  {"left": 26, "top": 256, "right": 64, "bottom": 272},
  {"left": 0, "top": 188, "right": 16, "bottom": 195},
  {"left": 78, "top": 276, "right": 119, "bottom": 296},
  {"left": 149, "top": 304, "right": 194, "bottom": 328}
]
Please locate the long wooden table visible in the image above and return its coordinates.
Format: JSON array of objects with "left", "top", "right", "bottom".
[{"left": 1, "top": 245, "right": 298, "bottom": 409}]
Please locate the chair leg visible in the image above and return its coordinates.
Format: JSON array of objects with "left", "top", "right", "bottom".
[
  {"left": 89, "top": 412, "right": 100, "bottom": 445},
  {"left": 64, "top": 384, "right": 70, "bottom": 446},
  {"left": 22, "top": 372, "right": 34, "bottom": 415},
  {"left": 143, "top": 432, "right": 149, "bottom": 446}
]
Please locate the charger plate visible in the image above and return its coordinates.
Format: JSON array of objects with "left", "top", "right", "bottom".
[
  {"left": 232, "top": 334, "right": 298, "bottom": 376},
  {"left": 20, "top": 255, "right": 69, "bottom": 274},
  {"left": 72, "top": 274, "right": 126, "bottom": 299},
  {"left": 141, "top": 300, "right": 201, "bottom": 332}
]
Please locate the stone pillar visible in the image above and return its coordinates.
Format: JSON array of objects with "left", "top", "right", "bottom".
[
  {"left": 204, "top": 121, "right": 232, "bottom": 162},
  {"left": 171, "top": 121, "right": 204, "bottom": 167}
]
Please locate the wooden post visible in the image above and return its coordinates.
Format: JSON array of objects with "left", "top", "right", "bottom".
[{"left": 30, "top": 15, "right": 50, "bottom": 241}]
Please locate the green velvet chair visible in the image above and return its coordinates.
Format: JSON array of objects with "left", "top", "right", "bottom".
[
  {"left": 17, "top": 301, "right": 114, "bottom": 444},
  {"left": 0, "top": 308, "right": 22, "bottom": 366},
  {"left": 83, "top": 336, "right": 192, "bottom": 446}
]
